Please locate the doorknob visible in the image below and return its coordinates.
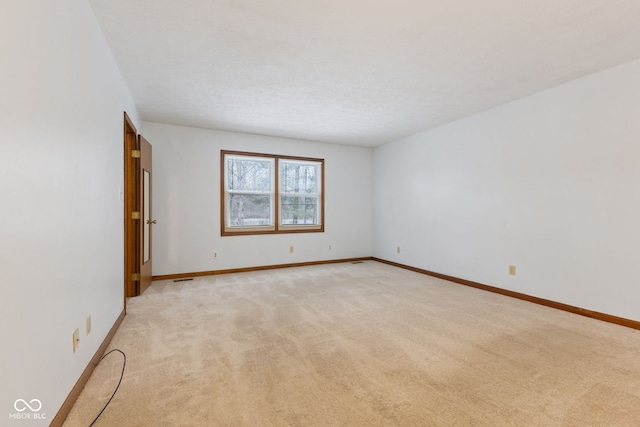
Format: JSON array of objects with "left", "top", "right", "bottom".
[{"left": 146, "top": 219, "right": 157, "bottom": 225}]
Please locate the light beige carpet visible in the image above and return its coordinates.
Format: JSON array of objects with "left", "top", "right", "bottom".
[{"left": 63, "top": 261, "right": 640, "bottom": 426}]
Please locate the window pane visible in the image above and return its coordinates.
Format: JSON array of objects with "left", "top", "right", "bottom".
[
  {"left": 281, "top": 162, "right": 318, "bottom": 194},
  {"left": 281, "top": 196, "right": 318, "bottom": 225},
  {"left": 229, "top": 194, "right": 271, "bottom": 226},
  {"left": 228, "top": 157, "right": 272, "bottom": 192}
]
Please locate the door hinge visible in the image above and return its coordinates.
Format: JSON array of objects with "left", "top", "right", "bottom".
[
  {"left": 131, "top": 211, "right": 141, "bottom": 220},
  {"left": 132, "top": 273, "right": 141, "bottom": 281},
  {"left": 131, "top": 150, "right": 141, "bottom": 158}
]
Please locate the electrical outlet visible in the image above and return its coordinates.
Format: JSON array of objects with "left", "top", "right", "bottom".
[
  {"left": 289, "top": 246, "right": 294, "bottom": 253},
  {"left": 509, "top": 265, "right": 516, "bottom": 275},
  {"left": 397, "top": 246, "right": 401, "bottom": 254},
  {"left": 329, "top": 244, "right": 332, "bottom": 250},
  {"left": 213, "top": 251, "right": 218, "bottom": 259},
  {"left": 86, "top": 316, "right": 91, "bottom": 335},
  {"left": 73, "top": 328, "right": 80, "bottom": 353}
]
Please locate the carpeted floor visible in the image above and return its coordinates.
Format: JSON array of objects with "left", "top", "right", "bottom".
[{"left": 63, "top": 261, "right": 640, "bottom": 426}]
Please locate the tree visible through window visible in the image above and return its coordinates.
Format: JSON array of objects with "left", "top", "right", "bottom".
[
  {"left": 221, "top": 151, "right": 324, "bottom": 235},
  {"left": 280, "top": 160, "right": 320, "bottom": 225},
  {"left": 227, "top": 156, "right": 273, "bottom": 227}
]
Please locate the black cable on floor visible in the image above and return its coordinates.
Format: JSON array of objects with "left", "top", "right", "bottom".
[{"left": 88, "top": 349, "right": 126, "bottom": 427}]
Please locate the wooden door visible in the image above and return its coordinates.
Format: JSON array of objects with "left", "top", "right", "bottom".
[
  {"left": 123, "top": 112, "right": 154, "bottom": 298},
  {"left": 139, "top": 135, "right": 154, "bottom": 294}
]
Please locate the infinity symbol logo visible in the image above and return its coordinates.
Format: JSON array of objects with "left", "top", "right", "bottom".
[{"left": 14, "top": 399, "right": 42, "bottom": 412}]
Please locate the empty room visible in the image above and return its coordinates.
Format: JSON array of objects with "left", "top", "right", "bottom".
[{"left": 2, "top": 0, "right": 640, "bottom": 426}]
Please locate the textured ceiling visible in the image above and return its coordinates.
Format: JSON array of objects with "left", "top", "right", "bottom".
[{"left": 88, "top": 0, "right": 640, "bottom": 147}]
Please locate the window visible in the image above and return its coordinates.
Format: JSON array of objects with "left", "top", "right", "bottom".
[{"left": 221, "top": 150, "right": 324, "bottom": 235}]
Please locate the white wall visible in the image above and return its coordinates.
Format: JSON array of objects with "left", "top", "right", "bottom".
[
  {"left": 0, "top": 1, "right": 140, "bottom": 424},
  {"left": 373, "top": 57, "right": 640, "bottom": 322},
  {"left": 143, "top": 122, "right": 373, "bottom": 276}
]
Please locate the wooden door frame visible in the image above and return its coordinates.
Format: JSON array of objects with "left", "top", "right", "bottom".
[{"left": 124, "top": 112, "right": 139, "bottom": 301}]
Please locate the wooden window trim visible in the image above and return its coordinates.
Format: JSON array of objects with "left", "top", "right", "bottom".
[{"left": 221, "top": 150, "right": 325, "bottom": 236}]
